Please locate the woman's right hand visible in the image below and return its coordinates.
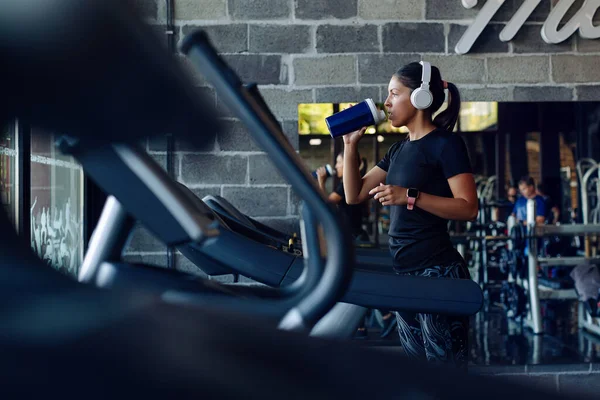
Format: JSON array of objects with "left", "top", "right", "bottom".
[
  {"left": 343, "top": 126, "right": 367, "bottom": 145},
  {"left": 316, "top": 167, "right": 328, "bottom": 184}
]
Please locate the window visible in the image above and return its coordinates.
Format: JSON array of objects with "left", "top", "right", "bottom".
[
  {"left": 30, "top": 128, "right": 84, "bottom": 277},
  {"left": 460, "top": 102, "right": 498, "bottom": 132}
]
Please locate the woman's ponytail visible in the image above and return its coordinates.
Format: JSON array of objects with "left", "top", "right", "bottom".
[{"left": 433, "top": 82, "right": 461, "bottom": 132}]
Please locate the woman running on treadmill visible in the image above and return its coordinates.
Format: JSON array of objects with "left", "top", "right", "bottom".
[{"left": 342, "top": 61, "right": 478, "bottom": 369}]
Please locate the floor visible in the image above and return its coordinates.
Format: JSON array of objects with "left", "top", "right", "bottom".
[{"left": 355, "top": 298, "right": 600, "bottom": 366}]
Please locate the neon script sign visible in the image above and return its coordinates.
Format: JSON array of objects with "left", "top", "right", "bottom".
[{"left": 455, "top": 0, "right": 600, "bottom": 54}]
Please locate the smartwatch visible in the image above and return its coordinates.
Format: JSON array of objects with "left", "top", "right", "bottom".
[{"left": 406, "top": 188, "right": 420, "bottom": 210}]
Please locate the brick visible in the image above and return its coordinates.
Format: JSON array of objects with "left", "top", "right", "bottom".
[
  {"left": 149, "top": 133, "right": 215, "bottom": 153},
  {"left": 222, "top": 186, "right": 288, "bottom": 217},
  {"left": 563, "top": 0, "right": 600, "bottom": 23},
  {"left": 186, "top": 186, "right": 222, "bottom": 200},
  {"left": 148, "top": 154, "right": 168, "bottom": 172},
  {"left": 175, "top": 0, "right": 227, "bottom": 19},
  {"left": 358, "top": 54, "right": 420, "bottom": 84},
  {"left": 559, "top": 374, "right": 600, "bottom": 398},
  {"left": 177, "top": 55, "right": 209, "bottom": 86},
  {"left": 224, "top": 54, "right": 285, "bottom": 84},
  {"left": 288, "top": 187, "right": 302, "bottom": 216},
  {"left": 359, "top": 0, "right": 422, "bottom": 20},
  {"left": 512, "top": 25, "right": 574, "bottom": 53},
  {"left": 254, "top": 217, "right": 301, "bottom": 235},
  {"left": 228, "top": 0, "right": 290, "bottom": 20},
  {"left": 217, "top": 120, "right": 261, "bottom": 151},
  {"left": 552, "top": 55, "right": 600, "bottom": 83},
  {"left": 125, "top": 224, "right": 165, "bottom": 252},
  {"left": 282, "top": 120, "right": 300, "bottom": 150},
  {"left": 250, "top": 25, "right": 311, "bottom": 53},
  {"left": 249, "top": 153, "right": 286, "bottom": 184},
  {"left": 295, "top": 0, "right": 358, "bottom": 19},
  {"left": 317, "top": 25, "right": 379, "bottom": 53},
  {"left": 513, "top": 86, "right": 573, "bottom": 101},
  {"left": 488, "top": 56, "right": 549, "bottom": 83},
  {"left": 257, "top": 88, "right": 313, "bottom": 120},
  {"left": 460, "top": 87, "right": 512, "bottom": 101},
  {"left": 382, "top": 23, "right": 444, "bottom": 53},
  {"left": 315, "top": 86, "right": 380, "bottom": 103},
  {"left": 294, "top": 56, "right": 356, "bottom": 85},
  {"left": 494, "top": 0, "right": 551, "bottom": 22},
  {"left": 449, "top": 24, "right": 509, "bottom": 54},
  {"left": 182, "top": 24, "right": 248, "bottom": 53},
  {"left": 425, "top": 0, "right": 479, "bottom": 20},
  {"left": 424, "top": 55, "right": 485, "bottom": 84},
  {"left": 123, "top": 253, "right": 168, "bottom": 268},
  {"left": 425, "top": 0, "right": 549, "bottom": 22},
  {"left": 577, "top": 36, "right": 600, "bottom": 52},
  {"left": 175, "top": 253, "right": 208, "bottom": 278},
  {"left": 180, "top": 154, "right": 247, "bottom": 184},
  {"left": 577, "top": 85, "right": 600, "bottom": 101}
]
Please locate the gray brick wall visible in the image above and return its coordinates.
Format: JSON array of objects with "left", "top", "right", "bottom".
[{"left": 127, "top": 0, "right": 600, "bottom": 262}]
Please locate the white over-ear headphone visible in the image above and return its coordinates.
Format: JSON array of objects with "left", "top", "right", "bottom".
[{"left": 410, "top": 61, "right": 433, "bottom": 110}]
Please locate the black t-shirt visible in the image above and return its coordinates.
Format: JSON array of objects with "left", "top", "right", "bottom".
[
  {"left": 335, "top": 182, "right": 366, "bottom": 238},
  {"left": 376, "top": 128, "right": 472, "bottom": 272}
]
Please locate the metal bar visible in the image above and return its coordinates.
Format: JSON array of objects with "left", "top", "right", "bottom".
[
  {"left": 537, "top": 256, "right": 600, "bottom": 266},
  {"left": 527, "top": 198, "right": 543, "bottom": 334},
  {"left": 536, "top": 286, "right": 578, "bottom": 300},
  {"left": 533, "top": 223, "right": 600, "bottom": 236},
  {"left": 16, "top": 120, "right": 30, "bottom": 240},
  {"left": 78, "top": 196, "right": 135, "bottom": 283},
  {"left": 494, "top": 131, "right": 506, "bottom": 200}
]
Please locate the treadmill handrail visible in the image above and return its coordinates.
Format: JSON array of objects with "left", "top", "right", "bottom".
[{"left": 180, "top": 30, "right": 355, "bottom": 332}]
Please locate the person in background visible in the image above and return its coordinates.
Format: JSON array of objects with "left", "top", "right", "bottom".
[
  {"left": 512, "top": 176, "right": 546, "bottom": 225},
  {"left": 536, "top": 182, "right": 560, "bottom": 224},
  {"left": 507, "top": 185, "right": 518, "bottom": 204},
  {"left": 317, "top": 153, "right": 395, "bottom": 339},
  {"left": 316, "top": 151, "right": 370, "bottom": 242}
]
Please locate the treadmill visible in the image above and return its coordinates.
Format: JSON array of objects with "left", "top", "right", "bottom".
[
  {"left": 71, "top": 28, "right": 482, "bottom": 340},
  {"left": 200, "top": 192, "right": 391, "bottom": 263},
  {"left": 0, "top": 2, "right": 574, "bottom": 398}
]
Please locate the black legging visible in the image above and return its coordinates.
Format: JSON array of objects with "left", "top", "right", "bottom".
[{"left": 395, "top": 260, "right": 470, "bottom": 371}]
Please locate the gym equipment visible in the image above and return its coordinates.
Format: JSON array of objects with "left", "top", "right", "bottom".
[
  {"left": 0, "top": 1, "right": 581, "bottom": 397},
  {"left": 179, "top": 30, "right": 483, "bottom": 316}
]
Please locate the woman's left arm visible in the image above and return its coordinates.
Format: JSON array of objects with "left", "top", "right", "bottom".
[
  {"left": 413, "top": 173, "right": 478, "bottom": 221},
  {"left": 370, "top": 173, "right": 479, "bottom": 221}
]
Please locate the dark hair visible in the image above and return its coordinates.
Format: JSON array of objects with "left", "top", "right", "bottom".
[
  {"left": 519, "top": 176, "right": 535, "bottom": 187},
  {"left": 395, "top": 62, "right": 461, "bottom": 132},
  {"left": 338, "top": 151, "right": 367, "bottom": 176},
  {"left": 359, "top": 157, "right": 368, "bottom": 176},
  {"left": 537, "top": 182, "right": 546, "bottom": 193}
]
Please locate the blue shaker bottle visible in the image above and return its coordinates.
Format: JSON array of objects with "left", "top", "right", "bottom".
[
  {"left": 311, "top": 164, "right": 334, "bottom": 179},
  {"left": 325, "top": 98, "right": 386, "bottom": 138}
]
